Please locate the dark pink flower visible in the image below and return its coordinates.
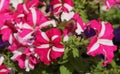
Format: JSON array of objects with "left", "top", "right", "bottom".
[
  {"left": 0, "top": 55, "right": 10, "bottom": 74},
  {"left": 0, "top": 8, "right": 14, "bottom": 44},
  {"left": 50, "top": 0, "right": 74, "bottom": 17},
  {"left": 11, "top": 47, "right": 38, "bottom": 71},
  {"left": 0, "top": 12, "right": 12, "bottom": 27},
  {"left": 0, "top": 65, "right": 10, "bottom": 74},
  {"left": 87, "top": 20, "right": 117, "bottom": 66},
  {"left": 105, "top": 0, "right": 116, "bottom": 10},
  {"left": 0, "top": 0, "right": 10, "bottom": 12},
  {"left": 16, "top": 0, "right": 40, "bottom": 14},
  {"left": 14, "top": 8, "right": 56, "bottom": 46},
  {"left": 26, "top": 8, "right": 56, "bottom": 27},
  {"left": 34, "top": 28, "right": 64, "bottom": 64},
  {"left": 72, "top": 13, "right": 86, "bottom": 35},
  {"left": 61, "top": 12, "right": 85, "bottom": 41},
  {"left": 0, "top": 21, "right": 14, "bottom": 44},
  {"left": 116, "top": 0, "right": 120, "bottom": 4}
]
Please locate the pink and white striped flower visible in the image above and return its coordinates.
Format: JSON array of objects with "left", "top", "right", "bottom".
[
  {"left": 61, "top": 12, "right": 85, "bottom": 41},
  {"left": 50, "top": 0, "right": 74, "bottom": 17},
  {"left": 16, "top": 0, "right": 40, "bottom": 14},
  {"left": 0, "top": 20, "right": 15, "bottom": 44},
  {"left": 87, "top": 20, "right": 117, "bottom": 66},
  {"left": 34, "top": 28, "right": 64, "bottom": 64},
  {"left": 26, "top": 8, "right": 56, "bottom": 28},
  {"left": 8, "top": 37, "right": 38, "bottom": 72},
  {"left": 0, "top": 12, "right": 12, "bottom": 27},
  {"left": 0, "top": 0, "right": 10, "bottom": 12},
  {"left": 0, "top": 0, "right": 12, "bottom": 27},
  {"left": 105, "top": 0, "right": 116, "bottom": 10},
  {"left": 11, "top": 47, "right": 38, "bottom": 72},
  {"left": 72, "top": 13, "right": 86, "bottom": 35},
  {"left": 0, "top": 2, "right": 14, "bottom": 44},
  {"left": 0, "top": 65, "right": 10, "bottom": 74},
  {"left": 63, "top": 23, "right": 76, "bottom": 42},
  {"left": 0, "top": 55, "right": 10, "bottom": 74},
  {"left": 63, "top": 29, "right": 70, "bottom": 42},
  {"left": 14, "top": 8, "right": 56, "bottom": 46}
]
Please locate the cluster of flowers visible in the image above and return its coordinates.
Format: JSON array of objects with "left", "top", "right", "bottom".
[{"left": 0, "top": 0, "right": 118, "bottom": 73}]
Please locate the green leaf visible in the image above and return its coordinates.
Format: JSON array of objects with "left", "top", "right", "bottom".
[
  {"left": 60, "top": 65, "right": 72, "bottom": 74},
  {"left": 110, "top": 61, "right": 117, "bottom": 68},
  {"left": 72, "top": 48, "right": 79, "bottom": 58}
]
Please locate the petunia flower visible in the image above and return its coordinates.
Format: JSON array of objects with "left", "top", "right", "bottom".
[
  {"left": 61, "top": 12, "right": 85, "bottom": 41},
  {"left": 16, "top": 0, "right": 40, "bottom": 14},
  {"left": 50, "top": 0, "right": 74, "bottom": 18},
  {"left": 0, "top": 55, "right": 10, "bottom": 74},
  {"left": 87, "top": 20, "right": 117, "bottom": 66},
  {"left": 26, "top": 8, "right": 56, "bottom": 28},
  {"left": 63, "top": 29, "right": 70, "bottom": 42},
  {"left": 72, "top": 13, "right": 86, "bottom": 35},
  {"left": 105, "top": 0, "right": 116, "bottom": 10},
  {"left": 34, "top": 28, "right": 64, "bottom": 64},
  {"left": 0, "top": 65, "right": 10, "bottom": 74},
  {"left": 0, "top": 12, "right": 12, "bottom": 27},
  {"left": 116, "top": 0, "right": 120, "bottom": 4},
  {"left": 11, "top": 47, "right": 38, "bottom": 72},
  {"left": 0, "top": 21, "right": 15, "bottom": 44},
  {"left": 14, "top": 8, "right": 56, "bottom": 46},
  {"left": 0, "top": 0, "right": 10, "bottom": 12},
  {"left": 0, "top": 6, "right": 14, "bottom": 44}
]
